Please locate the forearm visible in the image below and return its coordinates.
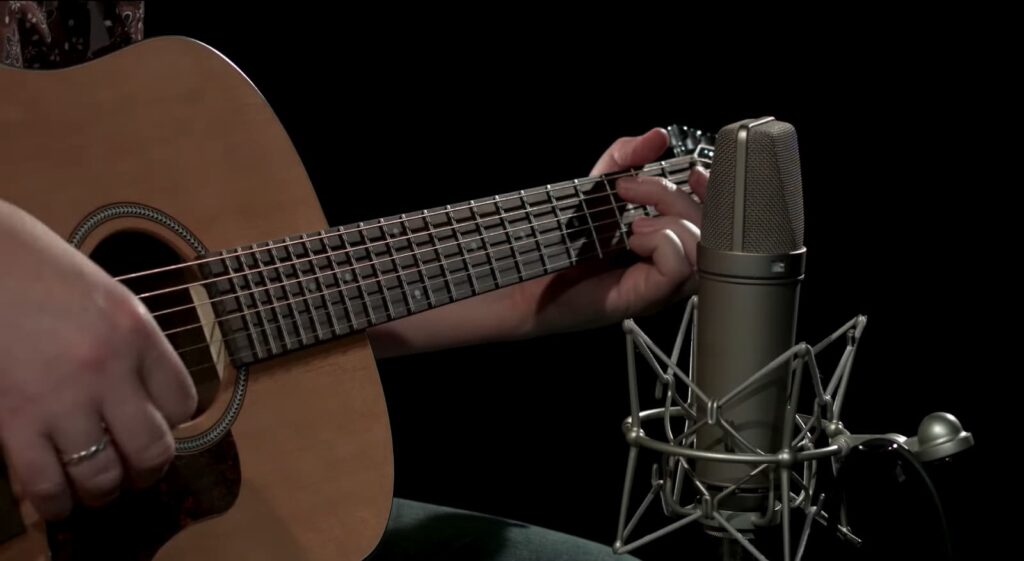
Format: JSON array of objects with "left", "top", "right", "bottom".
[
  {"left": 366, "top": 279, "right": 537, "bottom": 359},
  {"left": 365, "top": 263, "right": 629, "bottom": 358}
]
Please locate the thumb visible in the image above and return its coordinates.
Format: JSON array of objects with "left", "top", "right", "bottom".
[
  {"left": 689, "top": 165, "right": 709, "bottom": 201},
  {"left": 590, "top": 128, "right": 669, "bottom": 176}
]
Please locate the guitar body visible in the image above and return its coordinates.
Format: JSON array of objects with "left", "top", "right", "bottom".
[{"left": 0, "top": 37, "right": 393, "bottom": 560}]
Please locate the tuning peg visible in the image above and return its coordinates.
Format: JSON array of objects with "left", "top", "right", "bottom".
[{"left": 667, "top": 124, "right": 716, "bottom": 159}]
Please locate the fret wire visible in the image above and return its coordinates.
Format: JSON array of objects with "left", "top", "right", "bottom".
[
  {"left": 448, "top": 204, "right": 482, "bottom": 297},
  {"left": 163, "top": 199, "right": 641, "bottom": 341},
  {"left": 403, "top": 215, "right": 436, "bottom": 309},
  {"left": 311, "top": 230, "right": 344, "bottom": 335},
  {"left": 351, "top": 224, "right": 388, "bottom": 325},
  {"left": 474, "top": 197, "right": 504, "bottom": 288},
  {"left": 384, "top": 218, "right": 415, "bottom": 316},
  {"left": 133, "top": 161, "right": 690, "bottom": 303},
  {"left": 523, "top": 190, "right": 552, "bottom": 274},
  {"left": 304, "top": 232, "right": 343, "bottom": 337},
  {"left": 498, "top": 193, "right": 527, "bottom": 282},
  {"left": 117, "top": 159, "right": 699, "bottom": 288},
  {"left": 546, "top": 183, "right": 577, "bottom": 266},
  {"left": 169, "top": 213, "right": 631, "bottom": 349},
  {"left": 372, "top": 225, "right": 395, "bottom": 323},
  {"left": 474, "top": 200, "right": 503, "bottom": 288},
  {"left": 573, "top": 179, "right": 602, "bottom": 259},
  {"left": 246, "top": 250, "right": 278, "bottom": 357},
  {"left": 251, "top": 244, "right": 282, "bottom": 355},
  {"left": 369, "top": 221, "right": 399, "bottom": 321},
  {"left": 296, "top": 234, "right": 327, "bottom": 339},
  {"left": 257, "top": 242, "right": 289, "bottom": 350},
  {"left": 172, "top": 158, "right": 716, "bottom": 365},
  {"left": 423, "top": 208, "right": 456, "bottom": 305},
  {"left": 273, "top": 240, "right": 307, "bottom": 349},
  {"left": 185, "top": 233, "right": 631, "bottom": 369},
  {"left": 601, "top": 177, "right": 631, "bottom": 251},
  {"left": 226, "top": 252, "right": 266, "bottom": 360},
  {"left": 330, "top": 230, "right": 363, "bottom": 330},
  {"left": 291, "top": 236, "right": 327, "bottom": 342},
  {"left": 409, "top": 217, "right": 433, "bottom": 308}
]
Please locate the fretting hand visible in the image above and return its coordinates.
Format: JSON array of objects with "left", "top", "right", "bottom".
[
  {"left": 368, "top": 127, "right": 708, "bottom": 356},
  {"left": 516, "top": 127, "right": 708, "bottom": 337}
]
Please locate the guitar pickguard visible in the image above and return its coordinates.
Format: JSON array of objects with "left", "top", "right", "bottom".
[{"left": 45, "top": 431, "right": 241, "bottom": 561}]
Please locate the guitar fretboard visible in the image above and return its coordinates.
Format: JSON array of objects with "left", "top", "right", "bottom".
[{"left": 200, "top": 153, "right": 707, "bottom": 367}]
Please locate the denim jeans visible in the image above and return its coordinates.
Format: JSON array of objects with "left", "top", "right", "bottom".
[{"left": 368, "top": 498, "right": 644, "bottom": 561}]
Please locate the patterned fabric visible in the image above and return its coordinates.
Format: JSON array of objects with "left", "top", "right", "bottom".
[{"left": 1, "top": 1, "right": 143, "bottom": 69}]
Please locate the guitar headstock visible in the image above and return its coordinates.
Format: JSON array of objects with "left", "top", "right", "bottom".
[{"left": 667, "top": 124, "right": 715, "bottom": 166}]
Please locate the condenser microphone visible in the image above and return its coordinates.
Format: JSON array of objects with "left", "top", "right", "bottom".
[
  {"left": 693, "top": 117, "right": 806, "bottom": 515},
  {"left": 613, "top": 119, "right": 975, "bottom": 560}
]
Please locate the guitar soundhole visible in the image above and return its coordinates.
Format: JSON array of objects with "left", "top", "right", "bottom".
[{"left": 90, "top": 230, "right": 224, "bottom": 416}]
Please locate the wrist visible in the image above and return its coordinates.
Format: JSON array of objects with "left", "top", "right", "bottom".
[{"left": 508, "top": 278, "right": 541, "bottom": 340}]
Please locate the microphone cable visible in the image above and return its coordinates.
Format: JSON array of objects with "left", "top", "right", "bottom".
[{"left": 823, "top": 437, "right": 953, "bottom": 560}]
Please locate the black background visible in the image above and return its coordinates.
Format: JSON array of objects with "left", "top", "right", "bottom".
[{"left": 144, "top": 6, "right": 1001, "bottom": 561}]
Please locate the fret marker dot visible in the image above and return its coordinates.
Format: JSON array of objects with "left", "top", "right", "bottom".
[
  {"left": 391, "top": 227, "right": 401, "bottom": 236},
  {"left": 344, "top": 273, "right": 354, "bottom": 282},
  {"left": 414, "top": 289, "right": 423, "bottom": 300}
]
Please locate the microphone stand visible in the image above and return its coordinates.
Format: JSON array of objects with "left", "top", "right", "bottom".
[
  {"left": 611, "top": 297, "right": 973, "bottom": 561},
  {"left": 721, "top": 538, "right": 755, "bottom": 561}
]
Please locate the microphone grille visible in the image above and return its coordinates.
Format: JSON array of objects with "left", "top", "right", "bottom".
[{"left": 703, "top": 118, "right": 805, "bottom": 254}]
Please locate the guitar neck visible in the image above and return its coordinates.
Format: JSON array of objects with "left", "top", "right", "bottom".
[{"left": 201, "top": 150, "right": 711, "bottom": 367}]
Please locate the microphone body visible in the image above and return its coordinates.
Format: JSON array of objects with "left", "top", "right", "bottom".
[{"left": 693, "top": 117, "right": 806, "bottom": 512}]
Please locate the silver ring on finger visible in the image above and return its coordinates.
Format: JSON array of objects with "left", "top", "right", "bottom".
[{"left": 61, "top": 431, "right": 110, "bottom": 466}]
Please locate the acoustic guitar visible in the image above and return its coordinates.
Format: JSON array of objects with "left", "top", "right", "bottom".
[{"left": 0, "top": 36, "right": 713, "bottom": 560}]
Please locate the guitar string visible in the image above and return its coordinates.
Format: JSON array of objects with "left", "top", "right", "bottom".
[
  {"left": 178, "top": 229, "right": 635, "bottom": 373},
  {"left": 177, "top": 242, "right": 622, "bottom": 373},
  {"left": 156, "top": 160, "right": 699, "bottom": 351},
  {"left": 166, "top": 211, "right": 641, "bottom": 356},
  {"left": 146, "top": 189, "right": 677, "bottom": 325},
  {"left": 116, "top": 156, "right": 703, "bottom": 291},
  {"left": 116, "top": 156, "right": 696, "bottom": 284},
  {"left": 130, "top": 162, "right": 700, "bottom": 304}
]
